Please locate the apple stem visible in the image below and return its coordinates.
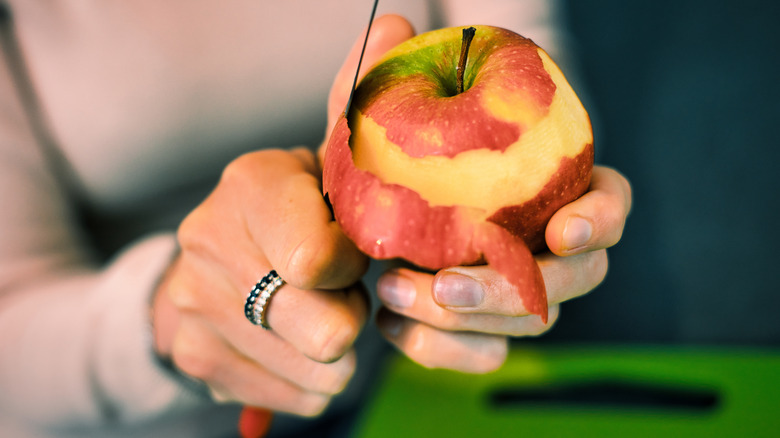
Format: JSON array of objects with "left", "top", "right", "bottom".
[{"left": 456, "top": 27, "right": 477, "bottom": 95}]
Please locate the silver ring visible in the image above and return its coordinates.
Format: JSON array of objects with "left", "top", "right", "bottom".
[{"left": 244, "top": 270, "right": 285, "bottom": 330}]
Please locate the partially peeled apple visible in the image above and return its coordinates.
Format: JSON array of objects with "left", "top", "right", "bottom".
[{"left": 323, "top": 25, "right": 593, "bottom": 322}]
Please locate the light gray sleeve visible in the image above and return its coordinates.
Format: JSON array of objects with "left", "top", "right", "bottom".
[{"left": 0, "top": 19, "right": 210, "bottom": 431}]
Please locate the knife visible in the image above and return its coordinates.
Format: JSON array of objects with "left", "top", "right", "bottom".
[{"left": 344, "top": 0, "right": 380, "bottom": 117}]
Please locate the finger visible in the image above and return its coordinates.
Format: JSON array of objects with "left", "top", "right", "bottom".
[
  {"left": 431, "top": 250, "right": 608, "bottom": 315},
  {"left": 545, "top": 166, "right": 632, "bottom": 256},
  {"left": 168, "top": 226, "right": 367, "bottom": 367},
  {"left": 236, "top": 338, "right": 358, "bottom": 397},
  {"left": 376, "top": 268, "right": 560, "bottom": 337},
  {"left": 219, "top": 149, "right": 368, "bottom": 290},
  {"left": 376, "top": 308, "right": 508, "bottom": 374},
  {"left": 290, "top": 146, "right": 320, "bottom": 175},
  {"left": 174, "top": 257, "right": 369, "bottom": 365},
  {"left": 321, "top": 14, "right": 416, "bottom": 160},
  {"left": 166, "top": 257, "right": 360, "bottom": 395},
  {"left": 227, "top": 277, "right": 360, "bottom": 394},
  {"left": 265, "top": 282, "right": 369, "bottom": 364},
  {"left": 170, "top": 316, "right": 331, "bottom": 417}
]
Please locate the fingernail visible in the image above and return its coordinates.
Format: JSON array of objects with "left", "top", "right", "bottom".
[
  {"left": 562, "top": 216, "right": 592, "bottom": 252},
  {"left": 433, "top": 272, "right": 484, "bottom": 308},
  {"left": 377, "top": 311, "right": 404, "bottom": 338},
  {"left": 377, "top": 273, "right": 415, "bottom": 309}
]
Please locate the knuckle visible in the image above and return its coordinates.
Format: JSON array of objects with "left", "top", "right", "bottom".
[
  {"left": 471, "top": 338, "right": 508, "bottom": 373},
  {"left": 287, "top": 168, "right": 320, "bottom": 188},
  {"left": 171, "top": 332, "right": 218, "bottom": 381},
  {"left": 328, "top": 352, "right": 358, "bottom": 394},
  {"left": 598, "top": 192, "right": 629, "bottom": 248},
  {"left": 176, "top": 207, "right": 225, "bottom": 262},
  {"left": 219, "top": 155, "right": 251, "bottom": 189},
  {"left": 221, "top": 151, "right": 269, "bottom": 184},
  {"left": 436, "top": 309, "right": 466, "bottom": 330},
  {"left": 295, "top": 394, "right": 332, "bottom": 417},
  {"left": 165, "top": 269, "right": 202, "bottom": 312},
  {"left": 219, "top": 150, "right": 291, "bottom": 194},
  {"left": 543, "top": 250, "right": 609, "bottom": 301},
  {"left": 166, "top": 281, "right": 198, "bottom": 311},
  {"left": 311, "top": 355, "right": 357, "bottom": 395},
  {"left": 615, "top": 169, "right": 633, "bottom": 213},
  {"left": 605, "top": 211, "right": 627, "bottom": 248},
  {"left": 177, "top": 209, "right": 207, "bottom": 249},
  {"left": 405, "top": 328, "right": 435, "bottom": 368},
  {"left": 586, "top": 249, "right": 609, "bottom": 288},
  {"left": 283, "top": 228, "right": 339, "bottom": 290},
  {"left": 307, "top": 320, "right": 359, "bottom": 364}
]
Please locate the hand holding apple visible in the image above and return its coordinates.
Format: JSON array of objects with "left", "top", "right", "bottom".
[
  {"left": 373, "top": 165, "right": 630, "bottom": 373},
  {"left": 323, "top": 24, "right": 594, "bottom": 323}
]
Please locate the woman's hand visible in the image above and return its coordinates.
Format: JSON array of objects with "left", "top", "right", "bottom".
[
  {"left": 374, "top": 166, "right": 632, "bottom": 373},
  {"left": 152, "top": 147, "right": 369, "bottom": 416},
  {"left": 151, "top": 13, "right": 416, "bottom": 417}
]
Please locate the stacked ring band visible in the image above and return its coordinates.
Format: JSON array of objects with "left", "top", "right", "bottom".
[{"left": 244, "top": 270, "right": 285, "bottom": 330}]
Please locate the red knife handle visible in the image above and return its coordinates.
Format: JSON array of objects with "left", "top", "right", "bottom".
[{"left": 239, "top": 406, "right": 273, "bottom": 438}]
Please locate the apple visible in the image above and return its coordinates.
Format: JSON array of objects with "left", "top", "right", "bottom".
[{"left": 323, "top": 25, "right": 593, "bottom": 323}]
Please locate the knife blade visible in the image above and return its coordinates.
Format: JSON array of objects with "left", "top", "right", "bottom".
[{"left": 344, "top": 0, "right": 380, "bottom": 116}]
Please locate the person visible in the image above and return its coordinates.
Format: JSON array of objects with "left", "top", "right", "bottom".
[{"left": 0, "top": 1, "right": 631, "bottom": 437}]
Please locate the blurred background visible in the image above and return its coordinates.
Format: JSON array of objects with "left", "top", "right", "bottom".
[
  {"left": 545, "top": 0, "right": 780, "bottom": 346},
  {"left": 361, "top": 1, "right": 780, "bottom": 436}
]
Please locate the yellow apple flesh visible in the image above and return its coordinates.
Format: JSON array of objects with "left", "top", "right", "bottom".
[{"left": 323, "top": 25, "right": 593, "bottom": 322}]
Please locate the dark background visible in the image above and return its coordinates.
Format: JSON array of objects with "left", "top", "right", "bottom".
[{"left": 544, "top": 0, "right": 780, "bottom": 346}]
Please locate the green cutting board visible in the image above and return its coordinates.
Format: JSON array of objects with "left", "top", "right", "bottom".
[{"left": 355, "top": 344, "right": 780, "bottom": 437}]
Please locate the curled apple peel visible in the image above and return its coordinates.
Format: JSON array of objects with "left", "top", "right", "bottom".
[{"left": 323, "top": 25, "right": 593, "bottom": 323}]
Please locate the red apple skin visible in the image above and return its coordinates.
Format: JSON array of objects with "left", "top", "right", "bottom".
[
  {"left": 354, "top": 26, "right": 556, "bottom": 158},
  {"left": 487, "top": 143, "right": 594, "bottom": 253},
  {"left": 475, "top": 221, "right": 547, "bottom": 318},
  {"left": 324, "top": 116, "right": 483, "bottom": 269},
  {"left": 323, "top": 115, "right": 549, "bottom": 321}
]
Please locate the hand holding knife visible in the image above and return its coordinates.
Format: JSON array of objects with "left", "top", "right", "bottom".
[{"left": 238, "top": 1, "right": 379, "bottom": 436}]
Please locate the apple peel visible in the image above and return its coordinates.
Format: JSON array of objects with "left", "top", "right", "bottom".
[
  {"left": 324, "top": 115, "right": 548, "bottom": 322},
  {"left": 323, "top": 25, "right": 593, "bottom": 323},
  {"left": 474, "top": 221, "right": 547, "bottom": 321},
  {"left": 324, "top": 116, "right": 483, "bottom": 269}
]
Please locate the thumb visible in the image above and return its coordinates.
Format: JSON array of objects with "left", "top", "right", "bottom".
[{"left": 324, "top": 14, "right": 416, "bottom": 142}]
